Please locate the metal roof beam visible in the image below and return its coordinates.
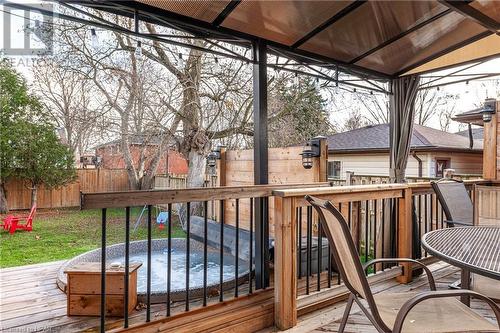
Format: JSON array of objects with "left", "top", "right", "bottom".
[
  {"left": 349, "top": 8, "right": 453, "bottom": 64},
  {"left": 418, "top": 73, "right": 500, "bottom": 90},
  {"left": 394, "top": 30, "right": 493, "bottom": 76},
  {"left": 212, "top": 0, "right": 241, "bottom": 26},
  {"left": 439, "top": 0, "right": 500, "bottom": 33},
  {"left": 291, "top": 0, "right": 366, "bottom": 49}
]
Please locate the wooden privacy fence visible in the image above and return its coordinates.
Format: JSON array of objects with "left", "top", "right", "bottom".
[{"left": 4, "top": 169, "right": 130, "bottom": 210}]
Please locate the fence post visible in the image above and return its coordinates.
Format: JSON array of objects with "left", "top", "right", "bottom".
[
  {"left": 318, "top": 137, "right": 328, "bottom": 182},
  {"left": 217, "top": 146, "right": 226, "bottom": 187},
  {"left": 397, "top": 187, "right": 413, "bottom": 283},
  {"left": 274, "top": 195, "right": 297, "bottom": 330}
]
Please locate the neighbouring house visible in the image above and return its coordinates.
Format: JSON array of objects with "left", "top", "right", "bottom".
[
  {"left": 326, "top": 124, "right": 483, "bottom": 180},
  {"left": 95, "top": 136, "right": 188, "bottom": 175}
]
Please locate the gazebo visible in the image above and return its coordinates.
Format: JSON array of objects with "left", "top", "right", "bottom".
[{"left": 5, "top": 1, "right": 500, "bottom": 332}]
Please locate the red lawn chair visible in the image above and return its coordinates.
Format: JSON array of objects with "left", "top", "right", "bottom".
[{"left": 1, "top": 205, "right": 37, "bottom": 234}]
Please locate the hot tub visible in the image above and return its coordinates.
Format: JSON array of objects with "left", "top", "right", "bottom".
[{"left": 57, "top": 238, "right": 250, "bottom": 303}]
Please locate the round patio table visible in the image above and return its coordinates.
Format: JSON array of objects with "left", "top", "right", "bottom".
[{"left": 422, "top": 226, "right": 500, "bottom": 305}]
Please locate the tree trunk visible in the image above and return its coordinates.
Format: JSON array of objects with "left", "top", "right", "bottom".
[
  {"left": 31, "top": 184, "right": 38, "bottom": 208},
  {"left": 0, "top": 183, "right": 8, "bottom": 213},
  {"left": 178, "top": 150, "right": 207, "bottom": 230}
]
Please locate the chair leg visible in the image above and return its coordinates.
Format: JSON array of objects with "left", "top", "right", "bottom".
[{"left": 338, "top": 294, "right": 354, "bottom": 333}]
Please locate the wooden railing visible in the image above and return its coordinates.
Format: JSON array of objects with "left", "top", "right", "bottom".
[
  {"left": 79, "top": 178, "right": 491, "bottom": 332},
  {"left": 80, "top": 182, "right": 331, "bottom": 333},
  {"left": 271, "top": 179, "right": 487, "bottom": 330}
]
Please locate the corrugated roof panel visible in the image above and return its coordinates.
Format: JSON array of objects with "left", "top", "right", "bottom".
[
  {"left": 300, "top": 1, "right": 447, "bottom": 63},
  {"left": 470, "top": 0, "right": 500, "bottom": 23},
  {"left": 222, "top": 0, "right": 352, "bottom": 46},
  {"left": 137, "top": 0, "right": 230, "bottom": 23},
  {"left": 356, "top": 11, "right": 487, "bottom": 74}
]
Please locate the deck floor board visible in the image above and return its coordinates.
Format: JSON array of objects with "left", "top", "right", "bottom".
[
  {"left": 1, "top": 261, "right": 497, "bottom": 332},
  {"left": 277, "top": 263, "right": 498, "bottom": 333}
]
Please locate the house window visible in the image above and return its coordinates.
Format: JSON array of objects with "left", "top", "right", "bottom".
[
  {"left": 328, "top": 161, "right": 341, "bottom": 179},
  {"left": 435, "top": 159, "right": 450, "bottom": 178}
]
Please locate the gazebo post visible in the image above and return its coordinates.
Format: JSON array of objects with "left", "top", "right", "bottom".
[{"left": 252, "top": 39, "right": 270, "bottom": 289}]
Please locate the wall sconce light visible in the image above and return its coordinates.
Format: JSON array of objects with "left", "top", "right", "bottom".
[
  {"left": 207, "top": 146, "right": 223, "bottom": 169},
  {"left": 206, "top": 151, "right": 219, "bottom": 168},
  {"left": 482, "top": 98, "right": 497, "bottom": 123},
  {"left": 300, "top": 137, "right": 322, "bottom": 169}
]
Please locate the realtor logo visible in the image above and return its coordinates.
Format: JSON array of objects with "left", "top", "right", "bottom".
[{"left": 2, "top": 3, "right": 54, "bottom": 56}]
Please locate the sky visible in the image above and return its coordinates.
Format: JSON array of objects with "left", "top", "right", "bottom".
[{"left": 2, "top": 2, "right": 500, "bottom": 134}]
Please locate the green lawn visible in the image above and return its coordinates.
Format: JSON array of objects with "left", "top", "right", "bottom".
[{"left": 0, "top": 207, "right": 185, "bottom": 268}]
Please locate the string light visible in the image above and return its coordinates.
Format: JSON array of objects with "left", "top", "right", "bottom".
[
  {"left": 135, "top": 40, "right": 142, "bottom": 59},
  {"left": 90, "top": 28, "right": 99, "bottom": 49}
]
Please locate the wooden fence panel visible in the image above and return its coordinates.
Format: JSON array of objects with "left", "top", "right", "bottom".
[{"left": 4, "top": 169, "right": 130, "bottom": 210}]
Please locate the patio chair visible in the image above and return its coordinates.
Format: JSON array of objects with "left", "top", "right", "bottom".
[
  {"left": 431, "top": 178, "right": 473, "bottom": 227},
  {"left": 305, "top": 195, "right": 500, "bottom": 333},
  {"left": 432, "top": 181, "right": 500, "bottom": 300},
  {"left": 1, "top": 204, "right": 37, "bottom": 234}
]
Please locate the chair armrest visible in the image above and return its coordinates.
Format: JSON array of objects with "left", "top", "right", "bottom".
[
  {"left": 363, "top": 258, "right": 436, "bottom": 291},
  {"left": 445, "top": 220, "right": 472, "bottom": 226},
  {"left": 392, "top": 290, "right": 500, "bottom": 333}
]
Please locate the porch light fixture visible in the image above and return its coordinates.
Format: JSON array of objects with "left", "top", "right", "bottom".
[
  {"left": 300, "top": 137, "right": 322, "bottom": 169},
  {"left": 207, "top": 147, "right": 222, "bottom": 168},
  {"left": 482, "top": 98, "right": 497, "bottom": 123}
]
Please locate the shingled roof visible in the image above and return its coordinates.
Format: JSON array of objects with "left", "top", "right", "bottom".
[{"left": 327, "top": 124, "right": 483, "bottom": 153}]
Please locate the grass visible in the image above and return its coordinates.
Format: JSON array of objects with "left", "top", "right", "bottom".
[{"left": 0, "top": 207, "right": 185, "bottom": 268}]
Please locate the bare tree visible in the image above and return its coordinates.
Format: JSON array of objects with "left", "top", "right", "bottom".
[
  {"left": 343, "top": 110, "right": 367, "bottom": 131},
  {"left": 32, "top": 60, "right": 105, "bottom": 157}
]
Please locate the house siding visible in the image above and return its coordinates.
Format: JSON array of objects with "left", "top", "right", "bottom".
[
  {"left": 329, "top": 151, "right": 482, "bottom": 179},
  {"left": 96, "top": 144, "right": 188, "bottom": 175}
]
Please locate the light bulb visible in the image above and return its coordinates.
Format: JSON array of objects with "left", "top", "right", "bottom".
[{"left": 135, "top": 41, "right": 142, "bottom": 59}]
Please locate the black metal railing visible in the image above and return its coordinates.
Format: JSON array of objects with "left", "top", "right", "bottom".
[
  {"left": 89, "top": 195, "right": 269, "bottom": 331},
  {"left": 296, "top": 198, "right": 400, "bottom": 296},
  {"left": 82, "top": 183, "right": 329, "bottom": 331}
]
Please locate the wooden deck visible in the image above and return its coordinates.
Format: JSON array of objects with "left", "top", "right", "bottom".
[
  {"left": 0, "top": 261, "right": 497, "bottom": 333},
  {"left": 271, "top": 261, "right": 498, "bottom": 333}
]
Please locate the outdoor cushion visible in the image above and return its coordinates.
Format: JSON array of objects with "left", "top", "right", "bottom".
[{"left": 374, "top": 292, "right": 498, "bottom": 332}]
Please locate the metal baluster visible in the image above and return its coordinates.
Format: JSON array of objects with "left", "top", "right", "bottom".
[
  {"left": 430, "top": 195, "right": 434, "bottom": 235},
  {"left": 100, "top": 208, "right": 106, "bottom": 333},
  {"left": 373, "top": 200, "right": 377, "bottom": 272},
  {"left": 417, "top": 195, "right": 422, "bottom": 256},
  {"left": 381, "top": 199, "right": 385, "bottom": 269},
  {"left": 185, "top": 202, "right": 191, "bottom": 311},
  {"left": 203, "top": 201, "right": 208, "bottom": 306},
  {"left": 249, "top": 198, "right": 253, "bottom": 294},
  {"left": 220, "top": 200, "right": 225, "bottom": 302},
  {"left": 298, "top": 207, "right": 302, "bottom": 278},
  {"left": 317, "top": 220, "right": 322, "bottom": 291},
  {"left": 365, "top": 201, "right": 369, "bottom": 266},
  {"left": 167, "top": 203, "right": 172, "bottom": 317},
  {"left": 124, "top": 207, "right": 130, "bottom": 328},
  {"left": 235, "top": 199, "right": 239, "bottom": 298},
  {"left": 306, "top": 206, "right": 312, "bottom": 295},
  {"left": 146, "top": 205, "right": 152, "bottom": 322},
  {"left": 426, "top": 194, "right": 430, "bottom": 232}
]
